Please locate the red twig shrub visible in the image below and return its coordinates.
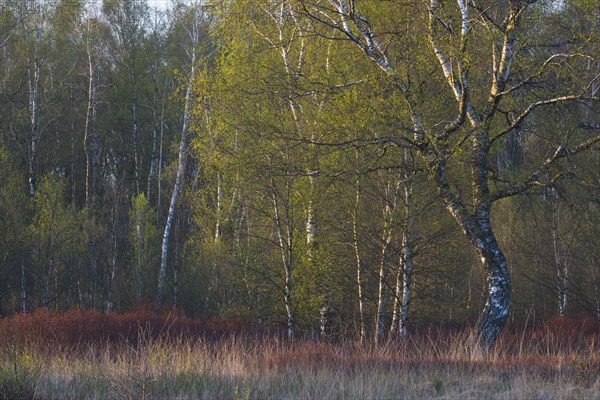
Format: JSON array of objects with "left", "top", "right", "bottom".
[{"left": 0, "top": 306, "right": 257, "bottom": 350}]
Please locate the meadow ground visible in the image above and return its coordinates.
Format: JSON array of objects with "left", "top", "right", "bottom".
[{"left": 0, "top": 308, "right": 598, "bottom": 399}]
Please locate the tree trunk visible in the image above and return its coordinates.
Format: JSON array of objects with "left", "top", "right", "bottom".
[
  {"left": 107, "top": 203, "right": 119, "bottom": 312},
  {"left": 391, "top": 225, "right": 414, "bottom": 337},
  {"left": 157, "top": 9, "right": 199, "bottom": 306},
  {"left": 375, "top": 175, "right": 401, "bottom": 344},
  {"left": 397, "top": 229, "right": 413, "bottom": 337},
  {"left": 156, "top": 99, "right": 189, "bottom": 306},
  {"left": 272, "top": 177, "right": 295, "bottom": 341},
  {"left": 20, "top": 261, "right": 27, "bottom": 313},
  {"left": 156, "top": 86, "right": 166, "bottom": 219},
  {"left": 134, "top": 210, "right": 144, "bottom": 301},
  {"left": 147, "top": 68, "right": 159, "bottom": 201},
  {"left": 27, "top": 7, "right": 41, "bottom": 198},
  {"left": 352, "top": 156, "right": 367, "bottom": 343},
  {"left": 470, "top": 206, "right": 512, "bottom": 351},
  {"left": 214, "top": 171, "right": 223, "bottom": 242},
  {"left": 375, "top": 232, "right": 392, "bottom": 344},
  {"left": 131, "top": 80, "right": 141, "bottom": 196},
  {"left": 550, "top": 187, "right": 568, "bottom": 316},
  {"left": 391, "top": 149, "right": 415, "bottom": 337},
  {"left": 83, "top": 23, "right": 97, "bottom": 209},
  {"left": 306, "top": 171, "right": 318, "bottom": 260}
]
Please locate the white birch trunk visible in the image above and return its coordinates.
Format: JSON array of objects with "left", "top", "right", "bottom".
[
  {"left": 271, "top": 177, "right": 295, "bottom": 340},
  {"left": 398, "top": 227, "right": 413, "bottom": 337},
  {"left": 550, "top": 187, "right": 569, "bottom": 316},
  {"left": 215, "top": 172, "right": 223, "bottom": 242},
  {"left": 375, "top": 176, "right": 402, "bottom": 344},
  {"left": 27, "top": 1, "right": 41, "bottom": 197},
  {"left": 375, "top": 230, "right": 392, "bottom": 344},
  {"left": 157, "top": 8, "right": 199, "bottom": 306},
  {"left": 391, "top": 153, "right": 415, "bottom": 337},
  {"left": 352, "top": 175, "right": 367, "bottom": 342},
  {"left": 84, "top": 40, "right": 95, "bottom": 208}
]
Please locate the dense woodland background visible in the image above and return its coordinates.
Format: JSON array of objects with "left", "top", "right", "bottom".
[{"left": 0, "top": 0, "right": 599, "bottom": 343}]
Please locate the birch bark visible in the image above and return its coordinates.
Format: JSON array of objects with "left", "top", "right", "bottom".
[
  {"left": 352, "top": 173, "right": 367, "bottom": 342},
  {"left": 83, "top": 19, "right": 97, "bottom": 209},
  {"left": 26, "top": 0, "right": 42, "bottom": 198},
  {"left": 156, "top": 7, "right": 200, "bottom": 306},
  {"left": 271, "top": 174, "right": 296, "bottom": 340}
]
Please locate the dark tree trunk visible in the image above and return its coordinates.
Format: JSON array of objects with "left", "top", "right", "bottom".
[
  {"left": 475, "top": 235, "right": 511, "bottom": 350},
  {"left": 460, "top": 203, "right": 512, "bottom": 351}
]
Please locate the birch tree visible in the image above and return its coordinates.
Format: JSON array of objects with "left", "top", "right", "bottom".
[
  {"left": 22, "top": 0, "right": 46, "bottom": 197},
  {"left": 156, "top": 3, "right": 203, "bottom": 306},
  {"left": 302, "top": 0, "right": 600, "bottom": 349}
]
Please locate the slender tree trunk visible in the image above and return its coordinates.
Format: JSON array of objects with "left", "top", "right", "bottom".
[
  {"left": 157, "top": 10, "right": 199, "bottom": 306},
  {"left": 147, "top": 67, "right": 160, "bottom": 200},
  {"left": 375, "top": 177, "right": 401, "bottom": 344},
  {"left": 215, "top": 172, "right": 223, "bottom": 242},
  {"left": 375, "top": 231, "right": 391, "bottom": 344},
  {"left": 306, "top": 171, "right": 318, "bottom": 260},
  {"left": 550, "top": 187, "right": 568, "bottom": 316},
  {"left": 131, "top": 69, "right": 141, "bottom": 196},
  {"left": 26, "top": 8, "right": 41, "bottom": 198},
  {"left": 173, "top": 217, "right": 181, "bottom": 308},
  {"left": 20, "top": 261, "right": 26, "bottom": 313},
  {"left": 156, "top": 87, "right": 166, "bottom": 219},
  {"left": 391, "top": 150, "right": 415, "bottom": 337},
  {"left": 134, "top": 210, "right": 144, "bottom": 301},
  {"left": 84, "top": 26, "right": 97, "bottom": 209},
  {"left": 397, "top": 228, "right": 413, "bottom": 336},
  {"left": 156, "top": 106, "right": 189, "bottom": 306},
  {"left": 107, "top": 198, "right": 120, "bottom": 312},
  {"left": 272, "top": 179, "right": 295, "bottom": 340},
  {"left": 353, "top": 158, "right": 367, "bottom": 343}
]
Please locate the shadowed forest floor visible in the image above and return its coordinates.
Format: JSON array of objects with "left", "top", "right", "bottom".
[{"left": 0, "top": 309, "right": 598, "bottom": 399}]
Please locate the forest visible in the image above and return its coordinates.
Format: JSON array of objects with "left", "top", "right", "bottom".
[
  {"left": 1, "top": 0, "right": 600, "bottom": 398},
  {"left": 1, "top": 0, "right": 600, "bottom": 347}
]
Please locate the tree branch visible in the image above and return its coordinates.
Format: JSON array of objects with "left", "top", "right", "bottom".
[
  {"left": 491, "top": 94, "right": 600, "bottom": 144},
  {"left": 492, "top": 135, "right": 600, "bottom": 201}
]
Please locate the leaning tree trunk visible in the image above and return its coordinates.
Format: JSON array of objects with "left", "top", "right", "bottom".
[
  {"left": 156, "top": 89, "right": 191, "bottom": 306},
  {"left": 156, "top": 9, "right": 199, "bottom": 306},
  {"left": 476, "top": 243, "right": 511, "bottom": 350},
  {"left": 467, "top": 204, "right": 512, "bottom": 351}
]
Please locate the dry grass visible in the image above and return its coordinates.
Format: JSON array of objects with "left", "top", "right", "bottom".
[{"left": 0, "top": 310, "right": 598, "bottom": 399}]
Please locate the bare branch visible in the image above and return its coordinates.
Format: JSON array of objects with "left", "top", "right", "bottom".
[
  {"left": 491, "top": 94, "right": 600, "bottom": 143},
  {"left": 492, "top": 135, "right": 600, "bottom": 201},
  {"left": 496, "top": 54, "right": 594, "bottom": 98}
]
